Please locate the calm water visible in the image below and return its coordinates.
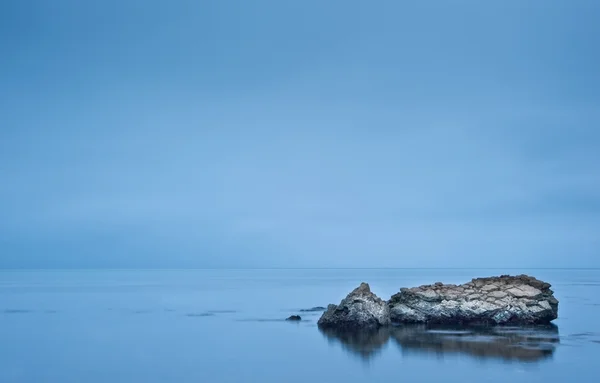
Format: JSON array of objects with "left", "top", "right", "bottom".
[{"left": 1, "top": 269, "right": 599, "bottom": 382}]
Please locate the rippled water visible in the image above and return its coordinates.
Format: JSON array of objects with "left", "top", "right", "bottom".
[{"left": 1, "top": 269, "right": 599, "bottom": 382}]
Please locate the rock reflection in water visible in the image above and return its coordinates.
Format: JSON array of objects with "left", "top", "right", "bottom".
[
  {"left": 320, "top": 325, "right": 559, "bottom": 362},
  {"left": 392, "top": 325, "right": 559, "bottom": 362},
  {"left": 320, "top": 327, "right": 391, "bottom": 359}
]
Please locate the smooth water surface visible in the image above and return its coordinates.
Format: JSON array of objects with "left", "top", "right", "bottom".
[{"left": 1, "top": 269, "right": 599, "bottom": 382}]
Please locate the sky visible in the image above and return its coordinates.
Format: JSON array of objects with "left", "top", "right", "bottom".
[{"left": 1, "top": 0, "right": 599, "bottom": 269}]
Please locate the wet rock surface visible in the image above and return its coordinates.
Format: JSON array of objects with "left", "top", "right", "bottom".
[
  {"left": 317, "top": 283, "right": 390, "bottom": 330},
  {"left": 318, "top": 275, "right": 558, "bottom": 329},
  {"left": 389, "top": 275, "right": 559, "bottom": 325}
]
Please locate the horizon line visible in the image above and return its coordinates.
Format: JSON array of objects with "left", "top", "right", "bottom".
[{"left": 1, "top": 267, "right": 599, "bottom": 271}]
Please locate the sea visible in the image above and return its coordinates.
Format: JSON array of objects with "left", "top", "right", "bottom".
[{"left": 1, "top": 268, "right": 599, "bottom": 382}]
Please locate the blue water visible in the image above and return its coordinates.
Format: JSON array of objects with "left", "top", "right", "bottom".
[{"left": 1, "top": 269, "right": 599, "bottom": 382}]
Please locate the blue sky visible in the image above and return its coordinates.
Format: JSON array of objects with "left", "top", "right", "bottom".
[{"left": 1, "top": 0, "right": 599, "bottom": 268}]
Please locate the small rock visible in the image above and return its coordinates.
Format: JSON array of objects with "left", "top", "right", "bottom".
[
  {"left": 286, "top": 315, "right": 302, "bottom": 321},
  {"left": 481, "top": 284, "right": 499, "bottom": 292},
  {"left": 417, "top": 289, "right": 440, "bottom": 301},
  {"left": 507, "top": 285, "right": 542, "bottom": 298},
  {"left": 488, "top": 290, "right": 508, "bottom": 299}
]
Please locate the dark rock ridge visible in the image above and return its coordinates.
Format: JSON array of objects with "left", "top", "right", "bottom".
[
  {"left": 318, "top": 275, "right": 558, "bottom": 329},
  {"left": 317, "top": 283, "right": 390, "bottom": 330},
  {"left": 390, "top": 275, "right": 558, "bottom": 325}
]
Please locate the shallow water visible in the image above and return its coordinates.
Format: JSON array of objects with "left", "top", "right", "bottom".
[{"left": 1, "top": 269, "right": 599, "bottom": 382}]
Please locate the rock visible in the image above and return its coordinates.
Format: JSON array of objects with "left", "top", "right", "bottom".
[
  {"left": 488, "top": 290, "right": 508, "bottom": 299},
  {"left": 538, "top": 301, "right": 552, "bottom": 311},
  {"left": 417, "top": 289, "right": 440, "bottom": 301},
  {"left": 481, "top": 284, "right": 499, "bottom": 292},
  {"left": 286, "top": 315, "right": 301, "bottom": 321},
  {"left": 467, "top": 293, "right": 481, "bottom": 301},
  {"left": 507, "top": 285, "right": 542, "bottom": 298},
  {"left": 389, "top": 275, "right": 558, "bottom": 325},
  {"left": 318, "top": 283, "right": 390, "bottom": 330}
]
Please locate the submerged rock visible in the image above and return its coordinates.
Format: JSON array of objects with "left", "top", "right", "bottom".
[
  {"left": 317, "top": 283, "right": 390, "bottom": 330},
  {"left": 286, "top": 315, "right": 302, "bottom": 321},
  {"left": 389, "top": 275, "right": 558, "bottom": 325}
]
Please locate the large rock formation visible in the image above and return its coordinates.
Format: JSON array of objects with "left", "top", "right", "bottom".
[
  {"left": 317, "top": 283, "right": 390, "bottom": 330},
  {"left": 389, "top": 275, "right": 558, "bottom": 325},
  {"left": 317, "top": 275, "right": 558, "bottom": 329}
]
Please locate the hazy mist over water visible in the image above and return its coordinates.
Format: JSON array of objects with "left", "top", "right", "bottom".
[
  {"left": 2, "top": 0, "right": 600, "bottom": 270},
  {"left": 2, "top": 1, "right": 600, "bottom": 381}
]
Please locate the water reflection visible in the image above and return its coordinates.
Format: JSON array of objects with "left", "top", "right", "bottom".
[
  {"left": 321, "top": 324, "right": 559, "bottom": 362},
  {"left": 321, "top": 327, "right": 391, "bottom": 359}
]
